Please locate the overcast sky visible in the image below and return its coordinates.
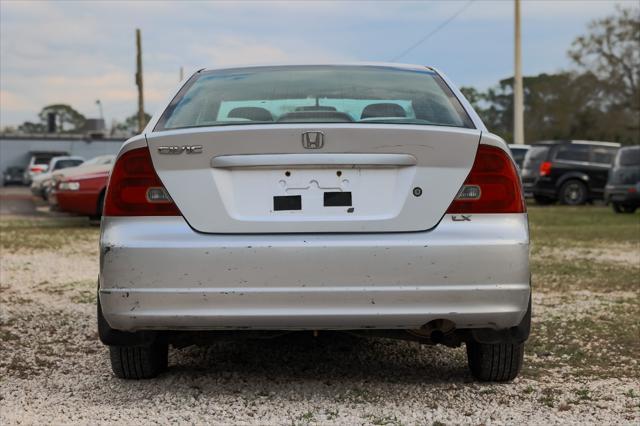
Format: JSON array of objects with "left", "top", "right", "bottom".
[{"left": 0, "top": 0, "right": 630, "bottom": 128}]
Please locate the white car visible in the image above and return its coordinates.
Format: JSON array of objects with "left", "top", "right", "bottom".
[
  {"left": 30, "top": 156, "right": 84, "bottom": 199},
  {"left": 99, "top": 64, "right": 530, "bottom": 381}
]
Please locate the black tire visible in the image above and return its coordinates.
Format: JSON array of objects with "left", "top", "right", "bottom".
[
  {"left": 533, "top": 195, "right": 555, "bottom": 205},
  {"left": 109, "top": 342, "right": 168, "bottom": 379},
  {"left": 466, "top": 341, "right": 524, "bottom": 382},
  {"left": 612, "top": 203, "right": 637, "bottom": 214},
  {"left": 559, "top": 180, "right": 588, "bottom": 205},
  {"left": 97, "top": 191, "right": 105, "bottom": 217},
  {"left": 89, "top": 192, "right": 105, "bottom": 222}
]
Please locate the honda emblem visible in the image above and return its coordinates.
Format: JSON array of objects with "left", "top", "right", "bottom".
[{"left": 301, "top": 131, "right": 324, "bottom": 149}]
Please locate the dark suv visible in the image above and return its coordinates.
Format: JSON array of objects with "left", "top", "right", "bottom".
[
  {"left": 605, "top": 145, "right": 640, "bottom": 213},
  {"left": 521, "top": 140, "right": 620, "bottom": 205}
]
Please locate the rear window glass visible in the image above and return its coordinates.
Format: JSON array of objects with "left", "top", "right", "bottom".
[
  {"left": 591, "top": 147, "right": 617, "bottom": 164},
  {"left": 618, "top": 147, "right": 640, "bottom": 166},
  {"left": 53, "top": 159, "right": 83, "bottom": 170},
  {"left": 155, "top": 66, "right": 474, "bottom": 131},
  {"left": 523, "top": 146, "right": 549, "bottom": 168},
  {"left": 33, "top": 156, "right": 51, "bottom": 165},
  {"left": 554, "top": 145, "right": 590, "bottom": 162},
  {"left": 509, "top": 147, "right": 529, "bottom": 165}
]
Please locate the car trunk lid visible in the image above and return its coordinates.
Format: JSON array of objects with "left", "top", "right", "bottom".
[{"left": 146, "top": 124, "right": 480, "bottom": 233}]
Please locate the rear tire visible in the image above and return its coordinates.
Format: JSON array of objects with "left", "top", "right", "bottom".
[
  {"left": 533, "top": 195, "right": 554, "bottom": 205},
  {"left": 559, "top": 180, "right": 588, "bottom": 205},
  {"left": 109, "top": 342, "right": 168, "bottom": 379},
  {"left": 466, "top": 341, "right": 524, "bottom": 382}
]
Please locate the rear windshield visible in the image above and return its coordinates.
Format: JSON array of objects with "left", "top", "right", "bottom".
[
  {"left": 618, "top": 147, "right": 640, "bottom": 166},
  {"left": 523, "top": 146, "right": 549, "bottom": 169},
  {"left": 53, "top": 159, "right": 83, "bottom": 170},
  {"left": 509, "top": 147, "right": 529, "bottom": 165},
  {"left": 33, "top": 156, "right": 52, "bottom": 165},
  {"left": 155, "top": 66, "right": 474, "bottom": 131},
  {"left": 554, "top": 145, "right": 591, "bottom": 162}
]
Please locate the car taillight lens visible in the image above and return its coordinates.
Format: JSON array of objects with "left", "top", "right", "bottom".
[
  {"left": 30, "top": 166, "right": 45, "bottom": 173},
  {"left": 103, "top": 147, "right": 180, "bottom": 216},
  {"left": 539, "top": 161, "right": 552, "bottom": 177},
  {"left": 447, "top": 144, "right": 526, "bottom": 214}
]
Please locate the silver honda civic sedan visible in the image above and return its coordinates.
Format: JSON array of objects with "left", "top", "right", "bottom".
[{"left": 98, "top": 64, "right": 530, "bottom": 381}]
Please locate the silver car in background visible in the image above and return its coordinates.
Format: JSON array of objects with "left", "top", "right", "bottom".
[{"left": 99, "top": 64, "right": 530, "bottom": 381}]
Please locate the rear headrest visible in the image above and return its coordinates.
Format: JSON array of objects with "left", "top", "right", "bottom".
[
  {"left": 228, "top": 107, "right": 273, "bottom": 121},
  {"left": 361, "top": 103, "right": 406, "bottom": 119}
]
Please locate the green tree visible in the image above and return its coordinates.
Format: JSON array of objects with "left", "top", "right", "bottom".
[
  {"left": 569, "top": 5, "right": 639, "bottom": 109},
  {"left": 114, "top": 112, "right": 151, "bottom": 135},
  {"left": 461, "top": 6, "right": 639, "bottom": 145},
  {"left": 38, "top": 104, "right": 86, "bottom": 133},
  {"left": 568, "top": 5, "right": 640, "bottom": 142},
  {"left": 17, "top": 121, "right": 46, "bottom": 134}
]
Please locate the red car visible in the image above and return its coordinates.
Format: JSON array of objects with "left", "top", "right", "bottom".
[{"left": 53, "top": 167, "right": 110, "bottom": 219}]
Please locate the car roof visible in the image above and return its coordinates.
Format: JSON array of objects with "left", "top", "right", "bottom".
[{"left": 200, "top": 62, "right": 434, "bottom": 73}]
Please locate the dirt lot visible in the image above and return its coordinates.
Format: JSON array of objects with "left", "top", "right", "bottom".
[{"left": 1, "top": 205, "right": 638, "bottom": 425}]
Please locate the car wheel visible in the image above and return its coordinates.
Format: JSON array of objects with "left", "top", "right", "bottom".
[
  {"left": 466, "top": 341, "right": 524, "bottom": 382},
  {"left": 533, "top": 195, "right": 555, "bottom": 205},
  {"left": 559, "top": 180, "right": 588, "bottom": 205},
  {"left": 109, "top": 342, "right": 168, "bottom": 379}
]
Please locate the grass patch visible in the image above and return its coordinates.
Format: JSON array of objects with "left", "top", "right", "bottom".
[
  {"left": 524, "top": 302, "right": 640, "bottom": 379},
  {"left": 531, "top": 258, "right": 639, "bottom": 293},
  {"left": 335, "top": 387, "right": 376, "bottom": 404},
  {"left": 0, "top": 217, "right": 98, "bottom": 252},
  {"left": 528, "top": 205, "right": 640, "bottom": 247},
  {"left": 364, "top": 414, "right": 403, "bottom": 426}
]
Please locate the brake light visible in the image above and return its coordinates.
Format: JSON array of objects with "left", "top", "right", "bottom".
[
  {"left": 539, "top": 161, "right": 552, "bottom": 177},
  {"left": 103, "top": 147, "right": 179, "bottom": 216},
  {"left": 447, "top": 144, "right": 526, "bottom": 214},
  {"left": 30, "top": 166, "right": 45, "bottom": 173}
]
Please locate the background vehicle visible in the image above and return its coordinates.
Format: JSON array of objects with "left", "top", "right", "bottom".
[
  {"left": 521, "top": 140, "right": 620, "bottom": 205},
  {"left": 30, "top": 156, "right": 84, "bottom": 200},
  {"left": 508, "top": 144, "right": 531, "bottom": 169},
  {"left": 48, "top": 156, "right": 115, "bottom": 211},
  {"left": 605, "top": 145, "right": 640, "bottom": 213},
  {"left": 22, "top": 151, "right": 68, "bottom": 185},
  {"left": 98, "top": 64, "right": 530, "bottom": 382},
  {"left": 54, "top": 167, "right": 110, "bottom": 218},
  {"left": 2, "top": 166, "right": 25, "bottom": 186}
]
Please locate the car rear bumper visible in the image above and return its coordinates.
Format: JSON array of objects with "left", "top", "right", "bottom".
[
  {"left": 99, "top": 214, "right": 530, "bottom": 332},
  {"left": 605, "top": 184, "right": 640, "bottom": 204}
]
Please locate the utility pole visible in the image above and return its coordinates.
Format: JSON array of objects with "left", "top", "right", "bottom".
[
  {"left": 513, "top": 0, "right": 525, "bottom": 145},
  {"left": 135, "top": 29, "right": 145, "bottom": 133},
  {"left": 95, "top": 99, "right": 104, "bottom": 121},
  {"left": 180, "top": 66, "right": 184, "bottom": 81}
]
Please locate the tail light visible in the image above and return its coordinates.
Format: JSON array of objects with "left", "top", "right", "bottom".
[
  {"left": 539, "top": 161, "right": 552, "bottom": 177},
  {"left": 103, "top": 147, "right": 180, "bottom": 216},
  {"left": 30, "top": 166, "right": 46, "bottom": 173},
  {"left": 447, "top": 144, "right": 526, "bottom": 214}
]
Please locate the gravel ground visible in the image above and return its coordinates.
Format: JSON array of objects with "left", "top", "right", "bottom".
[{"left": 1, "top": 213, "right": 639, "bottom": 425}]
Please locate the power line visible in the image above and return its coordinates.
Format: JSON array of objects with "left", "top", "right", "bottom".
[{"left": 390, "top": 0, "right": 475, "bottom": 62}]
